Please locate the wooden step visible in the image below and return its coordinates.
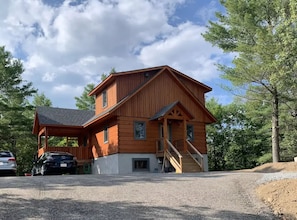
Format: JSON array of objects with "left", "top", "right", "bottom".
[{"left": 180, "top": 153, "right": 202, "bottom": 173}]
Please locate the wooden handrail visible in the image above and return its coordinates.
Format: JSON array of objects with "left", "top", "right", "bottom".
[
  {"left": 166, "top": 139, "right": 182, "bottom": 159},
  {"left": 186, "top": 140, "right": 204, "bottom": 171},
  {"left": 164, "top": 139, "right": 183, "bottom": 173},
  {"left": 164, "top": 149, "right": 182, "bottom": 173}
]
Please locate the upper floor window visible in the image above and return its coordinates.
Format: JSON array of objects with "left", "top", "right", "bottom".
[
  {"left": 187, "top": 124, "right": 194, "bottom": 141},
  {"left": 102, "top": 90, "right": 107, "bottom": 107},
  {"left": 134, "top": 121, "right": 146, "bottom": 140},
  {"left": 104, "top": 127, "right": 108, "bottom": 143}
]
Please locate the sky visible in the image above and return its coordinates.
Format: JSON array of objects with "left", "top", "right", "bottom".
[{"left": 0, "top": 0, "right": 234, "bottom": 109}]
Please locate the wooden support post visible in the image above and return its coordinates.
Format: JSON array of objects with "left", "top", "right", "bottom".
[
  {"left": 45, "top": 127, "right": 48, "bottom": 149},
  {"left": 183, "top": 119, "right": 187, "bottom": 152},
  {"left": 163, "top": 118, "right": 168, "bottom": 151},
  {"left": 38, "top": 134, "right": 41, "bottom": 149}
]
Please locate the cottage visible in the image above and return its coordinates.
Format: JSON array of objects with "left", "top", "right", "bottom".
[{"left": 32, "top": 65, "right": 216, "bottom": 174}]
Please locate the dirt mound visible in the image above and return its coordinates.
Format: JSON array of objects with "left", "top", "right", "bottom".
[
  {"left": 255, "top": 162, "right": 297, "bottom": 219},
  {"left": 251, "top": 162, "right": 297, "bottom": 173}
]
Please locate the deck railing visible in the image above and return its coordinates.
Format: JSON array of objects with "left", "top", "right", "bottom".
[
  {"left": 37, "top": 146, "right": 92, "bottom": 161},
  {"left": 164, "top": 139, "right": 183, "bottom": 173},
  {"left": 186, "top": 140, "right": 204, "bottom": 171}
]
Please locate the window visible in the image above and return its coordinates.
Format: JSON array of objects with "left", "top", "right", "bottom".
[
  {"left": 132, "top": 158, "right": 149, "bottom": 172},
  {"left": 103, "top": 127, "right": 108, "bottom": 143},
  {"left": 102, "top": 90, "right": 107, "bottom": 107},
  {"left": 187, "top": 124, "right": 194, "bottom": 141},
  {"left": 134, "top": 121, "right": 146, "bottom": 140}
]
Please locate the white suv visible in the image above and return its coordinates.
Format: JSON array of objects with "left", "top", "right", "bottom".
[{"left": 0, "top": 151, "right": 17, "bottom": 176}]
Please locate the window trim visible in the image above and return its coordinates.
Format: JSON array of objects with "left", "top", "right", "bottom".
[
  {"left": 134, "top": 121, "right": 146, "bottom": 140},
  {"left": 132, "top": 158, "right": 150, "bottom": 172}
]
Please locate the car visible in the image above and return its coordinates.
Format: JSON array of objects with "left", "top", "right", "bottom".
[
  {"left": 32, "top": 151, "right": 77, "bottom": 176},
  {"left": 0, "top": 151, "right": 17, "bottom": 176}
]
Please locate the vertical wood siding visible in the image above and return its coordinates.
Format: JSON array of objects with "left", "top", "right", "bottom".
[
  {"left": 115, "top": 70, "right": 206, "bottom": 121},
  {"left": 95, "top": 81, "right": 117, "bottom": 115},
  {"left": 177, "top": 76, "right": 206, "bottom": 104},
  {"left": 118, "top": 116, "right": 159, "bottom": 153},
  {"left": 90, "top": 119, "right": 119, "bottom": 157}
]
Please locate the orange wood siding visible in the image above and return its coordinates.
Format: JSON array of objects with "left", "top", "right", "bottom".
[
  {"left": 95, "top": 81, "right": 117, "bottom": 115},
  {"left": 90, "top": 119, "right": 119, "bottom": 157},
  {"left": 176, "top": 76, "right": 206, "bottom": 104},
  {"left": 115, "top": 70, "right": 206, "bottom": 122},
  {"left": 118, "top": 116, "right": 159, "bottom": 153},
  {"left": 116, "top": 72, "right": 157, "bottom": 101},
  {"left": 189, "top": 121, "right": 207, "bottom": 154}
]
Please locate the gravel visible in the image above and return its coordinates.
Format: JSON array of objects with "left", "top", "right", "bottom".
[
  {"left": 0, "top": 172, "right": 279, "bottom": 220},
  {"left": 257, "top": 172, "right": 297, "bottom": 184}
]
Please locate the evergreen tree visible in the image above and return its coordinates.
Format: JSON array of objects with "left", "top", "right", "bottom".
[
  {"left": 203, "top": 0, "right": 297, "bottom": 162},
  {"left": 0, "top": 46, "right": 37, "bottom": 174},
  {"left": 75, "top": 83, "right": 95, "bottom": 110},
  {"left": 32, "top": 92, "right": 52, "bottom": 107}
]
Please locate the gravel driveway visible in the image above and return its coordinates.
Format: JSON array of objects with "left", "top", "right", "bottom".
[{"left": 0, "top": 172, "right": 277, "bottom": 220}]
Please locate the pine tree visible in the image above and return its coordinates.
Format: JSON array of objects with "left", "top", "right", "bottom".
[{"left": 203, "top": 0, "right": 297, "bottom": 162}]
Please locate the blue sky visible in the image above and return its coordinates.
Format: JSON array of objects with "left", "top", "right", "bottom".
[{"left": 0, "top": 0, "right": 234, "bottom": 108}]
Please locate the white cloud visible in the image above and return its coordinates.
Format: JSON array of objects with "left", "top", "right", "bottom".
[
  {"left": 0, "top": 0, "right": 231, "bottom": 108},
  {"left": 138, "top": 22, "right": 224, "bottom": 81}
]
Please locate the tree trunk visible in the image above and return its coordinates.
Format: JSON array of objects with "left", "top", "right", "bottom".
[{"left": 272, "top": 90, "right": 280, "bottom": 162}]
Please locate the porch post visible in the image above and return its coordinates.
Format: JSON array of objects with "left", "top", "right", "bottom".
[
  {"left": 45, "top": 127, "right": 48, "bottom": 149},
  {"left": 163, "top": 117, "right": 168, "bottom": 151},
  {"left": 38, "top": 134, "right": 41, "bottom": 150},
  {"left": 183, "top": 119, "right": 187, "bottom": 152}
]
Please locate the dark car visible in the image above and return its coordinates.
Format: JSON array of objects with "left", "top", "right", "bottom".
[
  {"left": 0, "top": 151, "right": 17, "bottom": 176},
  {"left": 32, "top": 151, "right": 77, "bottom": 176}
]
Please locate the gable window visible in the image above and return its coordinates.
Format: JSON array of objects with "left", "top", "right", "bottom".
[
  {"left": 134, "top": 121, "right": 146, "bottom": 140},
  {"left": 187, "top": 124, "right": 194, "bottom": 141},
  {"left": 102, "top": 90, "right": 107, "bottom": 107},
  {"left": 132, "top": 158, "right": 150, "bottom": 172},
  {"left": 103, "top": 127, "right": 108, "bottom": 143}
]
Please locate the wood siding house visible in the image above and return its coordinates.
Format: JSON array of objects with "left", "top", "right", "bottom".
[{"left": 32, "top": 65, "right": 216, "bottom": 174}]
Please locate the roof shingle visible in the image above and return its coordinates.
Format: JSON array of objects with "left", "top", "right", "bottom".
[{"left": 36, "top": 106, "right": 95, "bottom": 126}]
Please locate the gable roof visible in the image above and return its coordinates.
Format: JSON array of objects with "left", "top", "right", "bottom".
[
  {"left": 35, "top": 106, "right": 94, "bottom": 126},
  {"left": 84, "top": 66, "right": 216, "bottom": 126},
  {"left": 89, "top": 65, "right": 212, "bottom": 96},
  {"left": 33, "top": 65, "right": 216, "bottom": 132},
  {"left": 150, "top": 101, "right": 194, "bottom": 121}
]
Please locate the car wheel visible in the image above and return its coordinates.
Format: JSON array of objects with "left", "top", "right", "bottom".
[{"left": 41, "top": 165, "right": 47, "bottom": 176}]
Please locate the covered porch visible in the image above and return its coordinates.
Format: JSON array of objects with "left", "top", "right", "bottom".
[{"left": 151, "top": 101, "right": 205, "bottom": 173}]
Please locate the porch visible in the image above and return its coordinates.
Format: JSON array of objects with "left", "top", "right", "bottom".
[
  {"left": 151, "top": 101, "right": 205, "bottom": 173},
  {"left": 156, "top": 138, "right": 204, "bottom": 173}
]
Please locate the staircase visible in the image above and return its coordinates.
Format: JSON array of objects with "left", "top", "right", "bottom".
[
  {"left": 160, "top": 139, "right": 204, "bottom": 173},
  {"left": 180, "top": 153, "right": 202, "bottom": 173}
]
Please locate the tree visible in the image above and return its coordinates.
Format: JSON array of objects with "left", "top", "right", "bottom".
[
  {"left": 76, "top": 68, "right": 117, "bottom": 110},
  {"left": 206, "top": 98, "right": 270, "bottom": 170},
  {"left": 101, "top": 67, "right": 116, "bottom": 81},
  {"left": 0, "top": 46, "right": 37, "bottom": 174},
  {"left": 203, "top": 0, "right": 297, "bottom": 162},
  {"left": 32, "top": 92, "right": 52, "bottom": 107},
  {"left": 75, "top": 83, "right": 95, "bottom": 110}
]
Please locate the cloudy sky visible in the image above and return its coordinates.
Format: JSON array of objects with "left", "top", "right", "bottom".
[{"left": 0, "top": 0, "right": 234, "bottom": 108}]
